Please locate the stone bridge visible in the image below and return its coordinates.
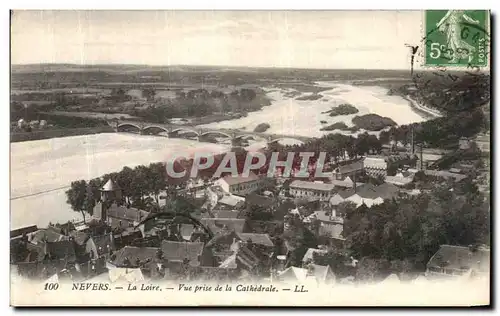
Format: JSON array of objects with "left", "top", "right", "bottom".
[{"left": 107, "top": 120, "right": 313, "bottom": 145}]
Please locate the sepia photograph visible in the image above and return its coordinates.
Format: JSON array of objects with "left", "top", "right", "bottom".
[{"left": 9, "top": 9, "right": 491, "bottom": 306}]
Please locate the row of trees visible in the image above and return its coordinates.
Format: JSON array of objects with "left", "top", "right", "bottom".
[
  {"left": 131, "top": 88, "right": 266, "bottom": 123},
  {"left": 383, "top": 72, "right": 490, "bottom": 148},
  {"left": 65, "top": 163, "right": 169, "bottom": 221},
  {"left": 340, "top": 178, "right": 489, "bottom": 276}
]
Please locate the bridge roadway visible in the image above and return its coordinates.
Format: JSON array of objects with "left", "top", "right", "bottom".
[{"left": 108, "top": 120, "right": 314, "bottom": 144}]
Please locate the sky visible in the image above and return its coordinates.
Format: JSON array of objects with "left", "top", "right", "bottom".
[{"left": 11, "top": 10, "right": 424, "bottom": 69}]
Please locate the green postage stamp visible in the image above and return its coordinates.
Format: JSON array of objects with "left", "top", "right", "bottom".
[{"left": 424, "top": 10, "right": 490, "bottom": 67}]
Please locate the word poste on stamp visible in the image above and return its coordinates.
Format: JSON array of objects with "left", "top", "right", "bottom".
[{"left": 424, "top": 10, "right": 489, "bottom": 67}]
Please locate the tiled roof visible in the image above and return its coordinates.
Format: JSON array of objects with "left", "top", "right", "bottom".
[
  {"left": 319, "top": 223, "right": 344, "bottom": 240},
  {"left": 245, "top": 193, "right": 275, "bottom": 208},
  {"left": 220, "top": 172, "right": 260, "bottom": 186},
  {"left": 180, "top": 224, "right": 195, "bottom": 240},
  {"left": 337, "top": 188, "right": 358, "bottom": 199},
  {"left": 330, "top": 179, "right": 363, "bottom": 188},
  {"left": 69, "top": 231, "right": 89, "bottom": 246},
  {"left": 205, "top": 231, "right": 239, "bottom": 248},
  {"left": 218, "top": 195, "right": 245, "bottom": 207},
  {"left": 424, "top": 170, "right": 468, "bottom": 182},
  {"left": 335, "top": 160, "right": 364, "bottom": 174},
  {"left": 201, "top": 218, "right": 247, "bottom": 234},
  {"left": 236, "top": 233, "right": 274, "bottom": 247},
  {"left": 427, "top": 245, "right": 490, "bottom": 273},
  {"left": 329, "top": 194, "right": 346, "bottom": 206},
  {"left": 31, "top": 229, "right": 69, "bottom": 244},
  {"left": 289, "top": 180, "right": 335, "bottom": 192},
  {"left": 219, "top": 243, "right": 259, "bottom": 270},
  {"left": 161, "top": 241, "right": 204, "bottom": 266},
  {"left": 307, "top": 210, "right": 341, "bottom": 223},
  {"left": 112, "top": 246, "right": 159, "bottom": 267},
  {"left": 106, "top": 205, "right": 150, "bottom": 222},
  {"left": 302, "top": 248, "right": 328, "bottom": 263},
  {"left": 11, "top": 225, "right": 38, "bottom": 239},
  {"left": 355, "top": 183, "right": 399, "bottom": 200}
]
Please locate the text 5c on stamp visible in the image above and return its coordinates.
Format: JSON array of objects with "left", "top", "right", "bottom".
[{"left": 424, "top": 10, "right": 490, "bottom": 67}]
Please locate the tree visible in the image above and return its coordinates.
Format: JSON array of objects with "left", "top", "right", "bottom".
[
  {"left": 148, "top": 162, "right": 167, "bottom": 204},
  {"left": 355, "top": 257, "right": 391, "bottom": 283},
  {"left": 142, "top": 88, "right": 156, "bottom": 101},
  {"left": 117, "top": 166, "right": 135, "bottom": 205},
  {"left": 66, "top": 180, "right": 88, "bottom": 222},
  {"left": 85, "top": 178, "right": 103, "bottom": 215},
  {"left": 313, "top": 249, "right": 354, "bottom": 279}
]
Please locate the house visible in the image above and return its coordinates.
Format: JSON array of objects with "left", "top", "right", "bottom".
[
  {"left": 217, "top": 194, "right": 246, "bottom": 210},
  {"left": 161, "top": 240, "right": 215, "bottom": 267},
  {"left": 289, "top": 180, "right": 336, "bottom": 201},
  {"left": 385, "top": 171, "right": 415, "bottom": 186},
  {"left": 364, "top": 154, "right": 417, "bottom": 177},
  {"left": 474, "top": 133, "right": 490, "bottom": 153},
  {"left": 93, "top": 179, "right": 150, "bottom": 229},
  {"left": 10, "top": 225, "right": 38, "bottom": 240},
  {"left": 236, "top": 233, "right": 274, "bottom": 248},
  {"left": 86, "top": 233, "right": 115, "bottom": 260},
  {"left": 302, "top": 248, "right": 328, "bottom": 264},
  {"left": 218, "top": 240, "right": 260, "bottom": 271},
  {"left": 345, "top": 183, "right": 399, "bottom": 207},
  {"left": 200, "top": 218, "right": 248, "bottom": 235},
  {"left": 205, "top": 230, "right": 240, "bottom": 261},
  {"left": 424, "top": 170, "right": 468, "bottom": 182},
  {"left": 110, "top": 246, "right": 160, "bottom": 268},
  {"left": 95, "top": 204, "right": 150, "bottom": 230},
  {"left": 245, "top": 193, "right": 276, "bottom": 210},
  {"left": 426, "top": 245, "right": 490, "bottom": 279},
  {"left": 214, "top": 172, "right": 264, "bottom": 196},
  {"left": 30, "top": 228, "right": 69, "bottom": 244},
  {"left": 212, "top": 209, "right": 240, "bottom": 219},
  {"left": 330, "top": 177, "right": 363, "bottom": 189},
  {"left": 329, "top": 188, "right": 358, "bottom": 207},
  {"left": 363, "top": 156, "right": 388, "bottom": 177},
  {"left": 332, "top": 160, "right": 364, "bottom": 180},
  {"left": 278, "top": 264, "right": 335, "bottom": 284},
  {"left": 69, "top": 231, "right": 90, "bottom": 247},
  {"left": 45, "top": 241, "right": 77, "bottom": 262},
  {"left": 179, "top": 224, "right": 210, "bottom": 243}
]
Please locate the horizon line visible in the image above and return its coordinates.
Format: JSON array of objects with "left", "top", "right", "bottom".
[{"left": 11, "top": 62, "right": 416, "bottom": 71}]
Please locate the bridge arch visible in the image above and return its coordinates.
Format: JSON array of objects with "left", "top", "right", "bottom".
[
  {"left": 201, "top": 131, "right": 232, "bottom": 139},
  {"left": 117, "top": 123, "right": 142, "bottom": 133},
  {"left": 143, "top": 126, "right": 169, "bottom": 135}
]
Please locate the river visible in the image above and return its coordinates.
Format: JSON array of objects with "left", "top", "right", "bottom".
[{"left": 11, "top": 81, "right": 428, "bottom": 229}]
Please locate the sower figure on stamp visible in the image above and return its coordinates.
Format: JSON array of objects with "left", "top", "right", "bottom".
[{"left": 436, "top": 10, "right": 480, "bottom": 63}]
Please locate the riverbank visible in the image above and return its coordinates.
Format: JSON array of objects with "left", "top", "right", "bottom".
[
  {"left": 403, "top": 95, "right": 443, "bottom": 120},
  {"left": 10, "top": 126, "right": 115, "bottom": 143}
]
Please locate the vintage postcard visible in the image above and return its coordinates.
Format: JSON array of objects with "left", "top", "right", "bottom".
[{"left": 10, "top": 10, "right": 491, "bottom": 306}]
